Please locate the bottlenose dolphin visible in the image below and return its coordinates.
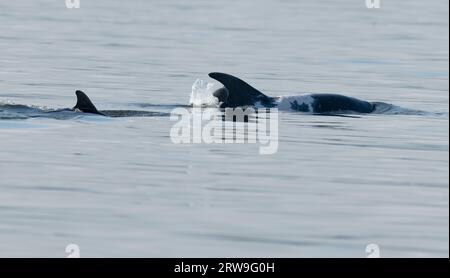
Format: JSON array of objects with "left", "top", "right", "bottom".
[
  {"left": 0, "top": 90, "right": 169, "bottom": 120},
  {"left": 209, "top": 72, "right": 376, "bottom": 113}
]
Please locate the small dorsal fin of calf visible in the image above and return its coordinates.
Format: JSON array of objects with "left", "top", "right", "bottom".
[{"left": 73, "top": 90, "right": 104, "bottom": 115}]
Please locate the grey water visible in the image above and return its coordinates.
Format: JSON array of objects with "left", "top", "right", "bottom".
[{"left": 0, "top": 0, "right": 448, "bottom": 257}]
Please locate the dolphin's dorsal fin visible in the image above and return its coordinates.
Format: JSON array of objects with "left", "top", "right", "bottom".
[
  {"left": 73, "top": 90, "right": 103, "bottom": 115},
  {"left": 209, "top": 72, "right": 273, "bottom": 107}
]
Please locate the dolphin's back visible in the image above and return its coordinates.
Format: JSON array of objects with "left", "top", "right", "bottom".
[{"left": 311, "top": 94, "right": 374, "bottom": 113}]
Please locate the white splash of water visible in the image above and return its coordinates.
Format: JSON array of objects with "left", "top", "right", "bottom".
[{"left": 189, "top": 79, "right": 220, "bottom": 107}]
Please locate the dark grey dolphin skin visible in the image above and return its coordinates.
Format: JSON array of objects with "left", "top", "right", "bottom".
[
  {"left": 209, "top": 72, "right": 375, "bottom": 113},
  {"left": 209, "top": 73, "right": 277, "bottom": 108},
  {"left": 73, "top": 90, "right": 105, "bottom": 115}
]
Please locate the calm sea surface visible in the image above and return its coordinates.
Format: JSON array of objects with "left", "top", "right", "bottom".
[{"left": 0, "top": 0, "right": 448, "bottom": 257}]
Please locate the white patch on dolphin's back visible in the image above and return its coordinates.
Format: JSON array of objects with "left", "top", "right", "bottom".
[
  {"left": 189, "top": 79, "right": 220, "bottom": 107},
  {"left": 276, "top": 94, "right": 315, "bottom": 112}
]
